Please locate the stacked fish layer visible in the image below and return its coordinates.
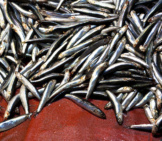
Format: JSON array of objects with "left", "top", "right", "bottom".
[{"left": 0, "top": 0, "right": 161, "bottom": 136}]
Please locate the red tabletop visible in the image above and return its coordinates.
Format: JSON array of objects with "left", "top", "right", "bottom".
[{"left": 0, "top": 90, "right": 161, "bottom": 141}]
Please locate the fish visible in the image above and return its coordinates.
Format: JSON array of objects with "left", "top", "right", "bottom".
[
  {"left": 0, "top": 0, "right": 161, "bottom": 136},
  {"left": 106, "top": 90, "right": 123, "bottom": 125},
  {"left": 65, "top": 94, "right": 106, "bottom": 119}
]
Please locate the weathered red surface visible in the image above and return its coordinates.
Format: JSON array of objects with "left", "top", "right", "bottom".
[{"left": 0, "top": 94, "right": 161, "bottom": 141}]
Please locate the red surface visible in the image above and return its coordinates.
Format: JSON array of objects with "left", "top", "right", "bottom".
[{"left": 0, "top": 94, "right": 161, "bottom": 141}]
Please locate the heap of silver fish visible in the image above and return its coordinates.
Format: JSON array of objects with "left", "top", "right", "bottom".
[{"left": 0, "top": 0, "right": 161, "bottom": 136}]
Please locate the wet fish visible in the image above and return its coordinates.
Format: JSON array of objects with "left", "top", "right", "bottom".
[{"left": 0, "top": 0, "right": 161, "bottom": 136}]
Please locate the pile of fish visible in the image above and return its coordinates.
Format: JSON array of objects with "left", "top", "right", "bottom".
[{"left": 0, "top": 0, "right": 161, "bottom": 136}]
